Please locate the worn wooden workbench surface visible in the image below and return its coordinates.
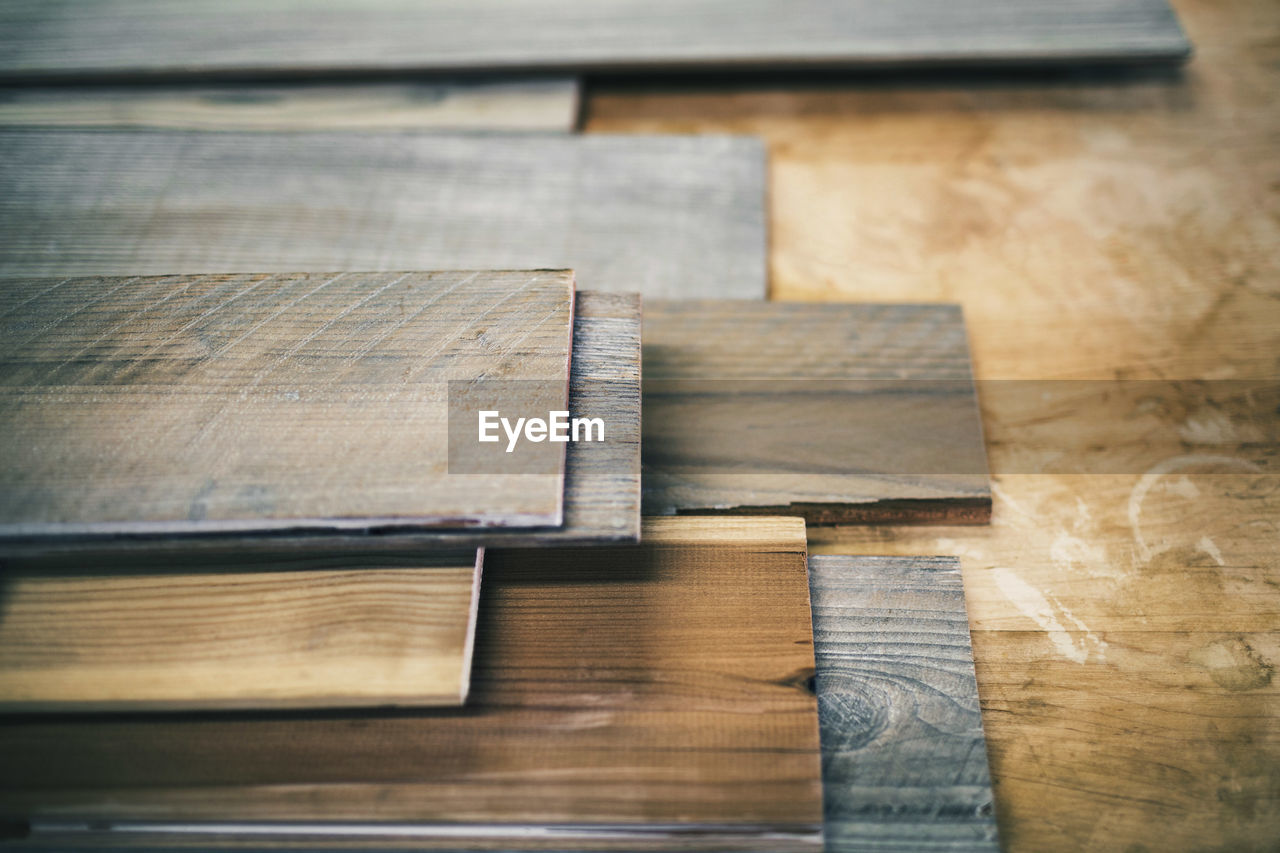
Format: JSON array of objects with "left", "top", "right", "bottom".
[{"left": 587, "top": 0, "right": 1280, "bottom": 849}]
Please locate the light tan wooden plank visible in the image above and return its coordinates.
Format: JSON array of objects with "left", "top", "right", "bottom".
[
  {"left": 0, "top": 270, "right": 573, "bottom": 541},
  {"left": 0, "top": 130, "right": 766, "bottom": 300},
  {"left": 0, "top": 549, "right": 483, "bottom": 711},
  {"left": 0, "top": 517, "right": 823, "bottom": 851},
  {"left": 0, "top": 78, "right": 580, "bottom": 132},
  {"left": 642, "top": 300, "right": 991, "bottom": 524},
  {"left": 0, "top": 1, "right": 1189, "bottom": 81}
]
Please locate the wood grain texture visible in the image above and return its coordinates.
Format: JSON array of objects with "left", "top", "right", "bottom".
[
  {"left": 1, "top": 290, "right": 640, "bottom": 556},
  {"left": 0, "top": 550, "right": 483, "bottom": 712},
  {"left": 0, "top": 0, "right": 1189, "bottom": 82},
  {"left": 0, "top": 517, "right": 823, "bottom": 851},
  {"left": 585, "top": 0, "right": 1280, "bottom": 845},
  {"left": 0, "top": 270, "right": 573, "bottom": 541},
  {"left": 809, "top": 555, "right": 998, "bottom": 852},
  {"left": 642, "top": 301, "right": 991, "bottom": 524},
  {"left": 0, "top": 130, "right": 765, "bottom": 300},
  {"left": 0, "top": 78, "right": 580, "bottom": 132}
]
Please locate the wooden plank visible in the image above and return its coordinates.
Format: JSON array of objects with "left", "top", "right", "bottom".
[
  {"left": 0, "top": 0, "right": 1190, "bottom": 81},
  {"left": 0, "top": 517, "right": 824, "bottom": 851},
  {"left": 0, "top": 130, "right": 766, "bottom": 300},
  {"left": 809, "top": 555, "right": 999, "bottom": 852},
  {"left": 2, "top": 290, "right": 640, "bottom": 556},
  {"left": 0, "top": 270, "right": 574, "bottom": 542},
  {"left": 0, "top": 78, "right": 581, "bottom": 132},
  {"left": 0, "top": 549, "right": 483, "bottom": 712},
  {"left": 642, "top": 301, "right": 991, "bottom": 524}
]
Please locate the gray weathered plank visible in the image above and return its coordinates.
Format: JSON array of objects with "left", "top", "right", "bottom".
[
  {"left": 3, "top": 290, "right": 640, "bottom": 555},
  {"left": 809, "top": 555, "right": 999, "bottom": 852},
  {"left": 0, "top": 270, "right": 573, "bottom": 540},
  {"left": 0, "top": 78, "right": 581, "bottom": 132},
  {"left": 642, "top": 301, "right": 991, "bottom": 524},
  {"left": 0, "top": 0, "right": 1190, "bottom": 80},
  {"left": 0, "top": 549, "right": 484, "bottom": 711},
  {"left": 0, "top": 518, "right": 822, "bottom": 852},
  {"left": 0, "top": 130, "right": 766, "bottom": 300}
]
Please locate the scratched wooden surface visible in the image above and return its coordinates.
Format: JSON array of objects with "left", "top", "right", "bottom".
[
  {"left": 0, "top": 517, "right": 823, "bottom": 852},
  {"left": 0, "top": 270, "right": 573, "bottom": 541},
  {"left": 810, "top": 555, "right": 998, "bottom": 852},
  {"left": 586, "top": 0, "right": 1280, "bottom": 847},
  {"left": 0, "top": 550, "right": 483, "bottom": 711},
  {"left": 642, "top": 300, "right": 990, "bottom": 524},
  {"left": 0, "top": 130, "right": 765, "bottom": 300},
  {"left": 0, "top": 0, "right": 1188, "bottom": 81},
  {"left": 3, "top": 290, "right": 641, "bottom": 556},
  {"left": 0, "top": 78, "right": 580, "bottom": 132}
]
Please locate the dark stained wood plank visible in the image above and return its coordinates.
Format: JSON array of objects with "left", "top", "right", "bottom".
[
  {"left": 642, "top": 301, "right": 991, "bottom": 525},
  {"left": 809, "top": 555, "right": 999, "bottom": 852},
  {"left": 0, "top": 270, "right": 573, "bottom": 542},
  {"left": 1, "top": 290, "right": 640, "bottom": 556},
  {"left": 0, "top": 130, "right": 765, "bottom": 300},
  {"left": 0, "top": 0, "right": 1190, "bottom": 81},
  {"left": 0, "top": 517, "right": 823, "bottom": 852},
  {"left": 0, "top": 78, "right": 581, "bottom": 132},
  {"left": 0, "top": 550, "right": 484, "bottom": 711}
]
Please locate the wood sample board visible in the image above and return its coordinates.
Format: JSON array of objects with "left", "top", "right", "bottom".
[
  {"left": 0, "top": 550, "right": 483, "bottom": 711},
  {"left": 0, "top": 518, "right": 823, "bottom": 851},
  {"left": 809, "top": 555, "right": 999, "bottom": 852},
  {"left": 0, "top": 270, "right": 574, "bottom": 543},
  {"left": 642, "top": 301, "right": 991, "bottom": 524},
  {"left": 0, "top": 130, "right": 766, "bottom": 300},
  {"left": 3, "top": 290, "right": 641, "bottom": 556},
  {"left": 0, "top": 78, "right": 581, "bottom": 133},
  {"left": 0, "top": 1, "right": 1189, "bottom": 80}
]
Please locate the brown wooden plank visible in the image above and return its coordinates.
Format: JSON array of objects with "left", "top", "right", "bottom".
[
  {"left": 0, "top": 79, "right": 580, "bottom": 133},
  {"left": 0, "top": 517, "right": 823, "bottom": 851},
  {"left": 809, "top": 555, "right": 999, "bottom": 852},
  {"left": 0, "top": 549, "right": 483, "bottom": 712},
  {"left": 0, "top": 270, "right": 573, "bottom": 542},
  {"left": 0, "top": 1, "right": 1189, "bottom": 82},
  {"left": 0, "top": 130, "right": 766, "bottom": 300},
  {"left": 642, "top": 301, "right": 991, "bottom": 524}
]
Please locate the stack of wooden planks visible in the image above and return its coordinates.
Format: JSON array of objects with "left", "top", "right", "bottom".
[
  {"left": 0, "top": 0, "right": 1201, "bottom": 847},
  {"left": 0, "top": 270, "right": 997, "bottom": 851},
  {"left": 0, "top": 269, "right": 642, "bottom": 715},
  {"left": 0, "top": 272, "right": 998, "bottom": 851}
]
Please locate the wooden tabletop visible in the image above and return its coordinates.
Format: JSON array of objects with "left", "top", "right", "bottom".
[{"left": 586, "top": 0, "right": 1280, "bottom": 849}]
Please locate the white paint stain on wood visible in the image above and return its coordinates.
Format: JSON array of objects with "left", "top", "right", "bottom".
[{"left": 990, "top": 567, "right": 1104, "bottom": 664}]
